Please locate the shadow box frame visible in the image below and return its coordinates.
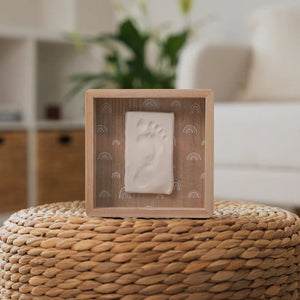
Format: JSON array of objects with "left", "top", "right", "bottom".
[{"left": 85, "top": 89, "right": 214, "bottom": 218}]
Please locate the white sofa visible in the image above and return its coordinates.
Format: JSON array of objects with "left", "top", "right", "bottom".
[
  {"left": 176, "top": 3, "right": 300, "bottom": 207},
  {"left": 214, "top": 101, "right": 300, "bottom": 207}
]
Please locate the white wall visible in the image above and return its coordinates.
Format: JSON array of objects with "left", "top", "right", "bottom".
[
  {"left": 75, "top": 0, "right": 115, "bottom": 34},
  {"left": 0, "top": 0, "right": 40, "bottom": 28},
  {"left": 0, "top": 0, "right": 296, "bottom": 42},
  {"left": 38, "top": 0, "right": 75, "bottom": 32},
  {"left": 145, "top": 0, "right": 297, "bottom": 43},
  {"left": 0, "top": 0, "right": 115, "bottom": 33},
  {"left": 39, "top": 0, "right": 115, "bottom": 34}
]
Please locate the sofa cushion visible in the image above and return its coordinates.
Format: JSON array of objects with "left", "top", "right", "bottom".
[
  {"left": 239, "top": 3, "right": 300, "bottom": 101},
  {"left": 215, "top": 102, "right": 300, "bottom": 168},
  {"left": 177, "top": 43, "right": 251, "bottom": 102}
]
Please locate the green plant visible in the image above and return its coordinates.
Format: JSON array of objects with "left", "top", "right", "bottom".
[{"left": 66, "top": 0, "right": 193, "bottom": 99}]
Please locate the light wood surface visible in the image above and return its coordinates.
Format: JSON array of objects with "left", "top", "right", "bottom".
[
  {"left": 86, "top": 89, "right": 214, "bottom": 218},
  {"left": 36, "top": 130, "right": 85, "bottom": 204},
  {"left": 205, "top": 92, "right": 214, "bottom": 216},
  {"left": 0, "top": 131, "right": 27, "bottom": 212},
  {"left": 85, "top": 92, "right": 95, "bottom": 215}
]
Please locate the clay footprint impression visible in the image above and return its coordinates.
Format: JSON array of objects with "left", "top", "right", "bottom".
[
  {"left": 125, "top": 111, "right": 174, "bottom": 195},
  {"left": 133, "top": 119, "right": 167, "bottom": 188}
]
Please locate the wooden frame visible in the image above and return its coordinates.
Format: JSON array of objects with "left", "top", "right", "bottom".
[{"left": 86, "top": 89, "right": 214, "bottom": 218}]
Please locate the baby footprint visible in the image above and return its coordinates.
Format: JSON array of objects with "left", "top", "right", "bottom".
[{"left": 133, "top": 119, "right": 167, "bottom": 188}]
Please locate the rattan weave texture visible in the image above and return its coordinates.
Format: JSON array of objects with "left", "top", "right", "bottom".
[{"left": 1, "top": 200, "right": 300, "bottom": 300}]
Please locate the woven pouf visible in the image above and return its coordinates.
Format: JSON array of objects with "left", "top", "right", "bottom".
[{"left": 1, "top": 201, "right": 300, "bottom": 300}]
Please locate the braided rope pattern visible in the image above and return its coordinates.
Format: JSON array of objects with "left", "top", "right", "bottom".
[{"left": 1, "top": 200, "right": 300, "bottom": 300}]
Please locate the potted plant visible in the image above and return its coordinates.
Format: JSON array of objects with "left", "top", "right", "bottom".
[{"left": 66, "top": 0, "right": 194, "bottom": 98}]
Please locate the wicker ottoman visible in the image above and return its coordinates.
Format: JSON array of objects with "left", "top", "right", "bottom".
[{"left": 1, "top": 201, "right": 300, "bottom": 300}]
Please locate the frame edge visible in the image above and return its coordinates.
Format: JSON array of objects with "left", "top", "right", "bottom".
[
  {"left": 204, "top": 90, "right": 214, "bottom": 217},
  {"left": 85, "top": 90, "right": 95, "bottom": 216},
  {"left": 85, "top": 89, "right": 214, "bottom": 219}
]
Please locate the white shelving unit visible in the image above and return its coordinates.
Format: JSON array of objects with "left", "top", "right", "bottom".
[
  {"left": 0, "top": 0, "right": 115, "bottom": 222},
  {"left": 0, "top": 29, "right": 94, "bottom": 207},
  {"left": 0, "top": 0, "right": 114, "bottom": 34}
]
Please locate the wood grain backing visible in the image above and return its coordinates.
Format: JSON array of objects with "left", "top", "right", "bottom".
[
  {"left": 86, "top": 89, "right": 214, "bottom": 218},
  {"left": 36, "top": 130, "right": 85, "bottom": 205},
  {"left": 95, "top": 97, "right": 205, "bottom": 208},
  {"left": 0, "top": 131, "right": 27, "bottom": 212}
]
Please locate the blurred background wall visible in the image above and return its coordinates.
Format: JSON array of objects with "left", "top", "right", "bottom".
[
  {"left": 146, "top": 0, "right": 296, "bottom": 42},
  {"left": 0, "top": 0, "right": 299, "bottom": 223},
  {"left": 0, "top": 0, "right": 296, "bottom": 38}
]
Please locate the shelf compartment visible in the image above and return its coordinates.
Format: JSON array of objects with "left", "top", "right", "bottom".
[
  {"left": 0, "top": 37, "right": 33, "bottom": 123},
  {"left": 37, "top": 41, "right": 100, "bottom": 122},
  {"left": 36, "top": 129, "right": 85, "bottom": 204},
  {"left": 0, "top": 131, "right": 27, "bottom": 212}
]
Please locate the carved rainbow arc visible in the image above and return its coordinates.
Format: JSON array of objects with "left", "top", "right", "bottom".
[
  {"left": 97, "top": 152, "right": 112, "bottom": 160},
  {"left": 142, "top": 99, "right": 160, "bottom": 110},
  {"left": 183, "top": 124, "right": 198, "bottom": 135},
  {"left": 186, "top": 152, "right": 201, "bottom": 161},
  {"left": 96, "top": 124, "right": 108, "bottom": 135},
  {"left": 173, "top": 179, "right": 182, "bottom": 191},
  {"left": 112, "top": 139, "right": 120, "bottom": 146},
  {"left": 188, "top": 190, "right": 201, "bottom": 199},
  {"left": 119, "top": 186, "right": 131, "bottom": 200},
  {"left": 112, "top": 171, "right": 121, "bottom": 179},
  {"left": 190, "top": 102, "right": 201, "bottom": 114},
  {"left": 98, "top": 190, "right": 111, "bottom": 198},
  {"left": 101, "top": 103, "right": 112, "bottom": 114}
]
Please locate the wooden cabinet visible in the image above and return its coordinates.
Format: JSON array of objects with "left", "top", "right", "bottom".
[
  {"left": 36, "top": 130, "right": 85, "bottom": 204},
  {"left": 0, "top": 131, "right": 27, "bottom": 212}
]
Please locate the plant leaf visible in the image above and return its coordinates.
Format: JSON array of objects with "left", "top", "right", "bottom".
[
  {"left": 64, "top": 73, "right": 112, "bottom": 101},
  {"left": 178, "top": 0, "right": 193, "bottom": 15},
  {"left": 162, "top": 30, "right": 189, "bottom": 66},
  {"left": 81, "top": 33, "right": 117, "bottom": 44},
  {"left": 68, "top": 73, "right": 107, "bottom": 82},
  {"left": 117, "top": 19, "right": 148, "bottom": 58},
  {"left": 65, "top": 31, "right": 85, "bottom": 51}
]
